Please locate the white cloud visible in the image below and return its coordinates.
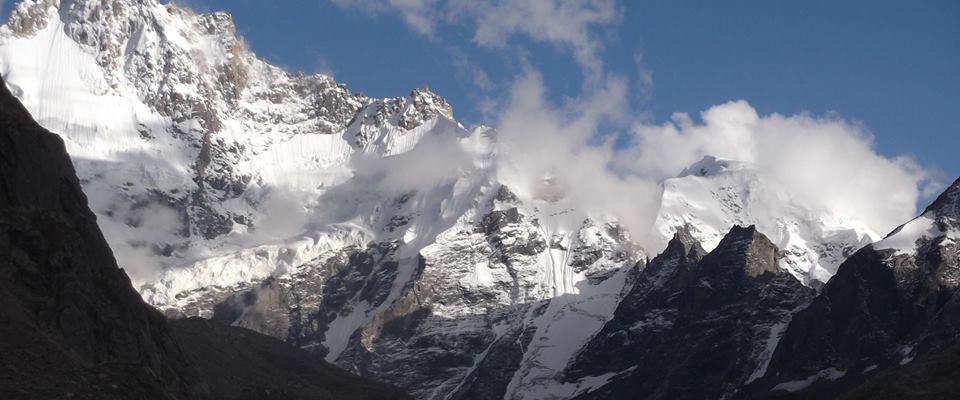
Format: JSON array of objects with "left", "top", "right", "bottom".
[
  {"left": 494, "top": 71, "right": 662, "bottom": 236},
  {"left": 328, "top": 0, "right": 619, "bottom": 79},
  {"left": 85, "top": 184, "right": 186, "bottom": 283},
  {"left": 331, "top": 0, "right": 929, "bottom": 251},
  {"left": 633, "top": 50, "right": 654, "bottom": 100},
  {"left": 454, "top": 0, "right": 618, "bottom": 78},
  {"left": 329, "top": 0, "right": 442, "bottom": 36},
  {"left": 313, "top": 55, "right": 336, "bottom": 77},
  {"left": 488, "top": 70, "right": 928, "bottom": 254},
  {"left": 450, "top": 47, "right": 494, "bottom": 91},
  {"left": 351, "top": 131, "right": 477, "bottom": 193},
  {"left": 621, "top": 100, "right": 927, "bottom": 236}
]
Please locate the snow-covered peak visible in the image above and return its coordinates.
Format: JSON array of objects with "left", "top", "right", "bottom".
[
  {"left": 874, "top": 177, "right": 960, "bottom": 255},
  {"left": 923, "top": 177, "right": 960, "bottom": 222},
  {"left": 655, "top": 156, "right": 877, "bottom": 285},
  {"left": 677, "top": 155, "right": 752, "bottom": 178}
]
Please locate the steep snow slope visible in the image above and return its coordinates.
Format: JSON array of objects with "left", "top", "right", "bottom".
[
  {"left": 654, "top": 156, "right": 877, "bottom": 285},
  {"left": 873, "top": 179, "right": 960, "bottom": 255}
]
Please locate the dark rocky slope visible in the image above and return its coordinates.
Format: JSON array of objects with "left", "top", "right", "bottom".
[
  {"left": 566, "top": 185, "right": 960, "bottom": 399},
  {"left": 170, "top": 317, "right": 408, "bottom": 399},
  {"left": 0, "top": 76, "right": 410, "bottom": 400},
  {"left": 838, "top": 341, "right": 960, "bottom": 400},
  {"left": 566, "top": 226, "right": 815, "bottom": 399},
  {"left": 750, "top": 177, "right": 960, "bottom": 398}
]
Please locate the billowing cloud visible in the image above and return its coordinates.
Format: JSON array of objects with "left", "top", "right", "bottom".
[
  {"left": 619, "top": 101, "right": 927, "bottom": 235},
  {"left": 83, "top": 1, "right": 934, "bottom": 280},
  {"left": 490, "top": 72, "right": 929, "bottom": 253},
  {"left": 494, "top": 71, "right": 663, "bottom": 237}
]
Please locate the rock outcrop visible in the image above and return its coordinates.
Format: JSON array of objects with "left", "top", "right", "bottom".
[{"left": 566, "top": 226, "right": 814, "bottom": 399}]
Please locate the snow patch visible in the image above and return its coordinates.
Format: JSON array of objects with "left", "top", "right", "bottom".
[
  {"left": 874, "top": 216, "right": 950, "bottom": 255},
  {"left": 771, "top": 368, "right": 847, "bottom": 393}
]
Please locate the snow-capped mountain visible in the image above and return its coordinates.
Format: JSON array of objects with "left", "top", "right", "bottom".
[
  {"left": 653, "top": 155, "right": 877, "bottom": 285},
  {"left": 563, "top": 179, "right": 960, "bottom": 399},
  {"left": 0, "top": 1, "right": 907, "bottom": 399}
]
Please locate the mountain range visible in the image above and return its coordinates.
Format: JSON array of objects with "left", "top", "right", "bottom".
[{"left": 0, "top": 1, "right": 957, "bottom": 399}]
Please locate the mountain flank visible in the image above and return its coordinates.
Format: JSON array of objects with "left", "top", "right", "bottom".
[{"left": 0, "top": 76, "right": 410, "bottom": 400}]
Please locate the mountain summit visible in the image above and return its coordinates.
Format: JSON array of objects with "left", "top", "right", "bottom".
[{"left": 654, "top": 155, "right": 876, "bottom": 285}]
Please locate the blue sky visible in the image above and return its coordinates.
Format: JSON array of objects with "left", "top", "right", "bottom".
[{"left": 1, "top": 0, "right": 956, "bottom": 178}]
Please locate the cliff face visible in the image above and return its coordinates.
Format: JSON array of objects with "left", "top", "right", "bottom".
[{"left": 0, "top": 76, "right": 410, "bottom": 400}]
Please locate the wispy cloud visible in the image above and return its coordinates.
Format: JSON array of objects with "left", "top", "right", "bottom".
[
  {"left": 328, "top": 0, "right": 620, "bottom": 82},
  {"left": 450, "top": 47, "right": 494, "bottom": 91},
  {"left": 328, "top": 0, "right": 442, "bottom": 36},
  {"left": 633, "top": 50, "right": 654, "bottom": 101},
  {"left": 313, "top": 55, "right": 336, "bottom": 77}
]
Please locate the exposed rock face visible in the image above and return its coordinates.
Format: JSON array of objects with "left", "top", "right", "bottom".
[
  {"left": 566, "top": 226, "right": 814, "bottom": 400},
  {"left": 204, "top": 182, "right": 644, "bottom": 399},
  {"left": 753, "top": 178, "right": 960, "bottom": 397},
  {"left": 0, "top": 76, "right": 411, "bottom": 400}
]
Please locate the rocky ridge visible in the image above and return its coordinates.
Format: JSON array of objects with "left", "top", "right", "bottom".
[{"left": 565, "top": 226, "right": 814, "bottom": 399}]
